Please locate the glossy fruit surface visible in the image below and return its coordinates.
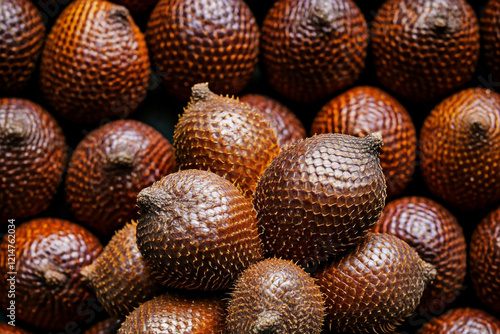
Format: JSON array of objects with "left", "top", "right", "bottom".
[
  {"left": 418, "top": 307, "right": 500, "bottom": 333},
  {"left": 481, "top": 0, "right": 500, "bottom": 83}
]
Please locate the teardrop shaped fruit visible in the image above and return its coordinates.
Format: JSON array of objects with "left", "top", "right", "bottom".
[
  {"left": 481, "top": 0, "right": 500, "bottom": 83},
  {"left": 65, "top": 119, "right": 176, "bottom": 237},
  {"left": 146, "top": 0, "right": 259, "bottom": 101},
  {"left": 40, "top": 0, "right": 150, "bottom": 124},
  {"left": 419, "top": 88, "right": 500, "bottom": 210},
  {"left": 314, "top": 232, "right": 437, "bottom": 334},
  {"left": 136, "top": 169, "right": 264, "bottom": 291},
  {"left": 239, "top": 94, "right": 306, "bottom": 147},
  {"left": 417, "top": 307, "right": 500, "bottom": 334},
  {"left": 0, "top": 98, "right": 67, "bottom": 220},
  {"left": 226, "top": 258, "right": 325, "bottom": 334},
  {"left": 469, "top": 206, "right": 500, "bottom": 313},
  {"left": 253, "top": 133, "right": 386, "bottom": 268},
  {"left": 0, "top": 218, "right": 102, "bottom": 331},
  {"left": 84, "top": 318, "right": 122, "bottom": 334},
  {"left": 311, "top": 86, "right": 417, "bottom": 198},
  {"left": 0, "top": 0, "right": 45, "bottom": 95},
  {"left": 372, "top": 196, "right": 466, "bottom": 315},
  {"left": 0, "top": 323, "right": 32, "bottom": 334},
  {"left": 81, "top": 221, "right": 163, "bottom": 319},
  {"left": 173, "top": 83, "right": 280, "bottom": 199},
  {"left": 371, "top": 0, "right": 480, "bottom": 102},
  {"left": 261, "top": 0, "right": 368, "bottom": 102}
]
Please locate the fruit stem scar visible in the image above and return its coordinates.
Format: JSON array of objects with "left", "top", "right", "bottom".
[
  {"left": 366, "top": 132, "right": 384, "bottom": 155},
  {"left": 41, "top": 265, "right": 68, "bottom": 287},
  {"left": 253, "top": 310, "right": 281, "bottom": 333},
  {"left": 191, "top": 82, "right": 212, "bottom": 102}
]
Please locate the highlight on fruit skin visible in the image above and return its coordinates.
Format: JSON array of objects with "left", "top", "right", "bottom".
[
  {"left": 136, "top": 169, "right": 264, "bottom": 291},
  {"left": 0, "top": 98, "right": 68, "bottom": 221},
  {"left": 314, "top": 232, "right": 437, "bottom": 334},
  {"left": 253, "top": 132, "right": 387, "bottom": 268},
  {"left": 226, "top": 258, "right": 325, "bottom": 334},
  {"left": 417, "top": 307, "right": 500, "bottom": 333}
]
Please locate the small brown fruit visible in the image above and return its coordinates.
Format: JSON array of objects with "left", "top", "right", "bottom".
[
  {"left": 418, "top": 307, "right": 500, "bottom": 334},
  {"left": 481, "top": 0, "right": 500, "bottom": 84},
  {"left": 84, "top": 318, "right": 122, "bottom": 334}
]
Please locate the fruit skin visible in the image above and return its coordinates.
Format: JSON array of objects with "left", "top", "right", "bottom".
[
  {"left": 0, "top": 323, "right": 32, "bottom": 334},
  {"left": 311, "top": 86, "right": 417, "bottom": 198},
  {"left": 84, "top": 318, "right": 122, "bottom": 334},
  {"left": 417, "top": 307, "right": 500, "bottom": 334},
  {"left": 226, "top": 258, "right": 325, "bottom": 334},
  {"left": 0, "top": 218, "right": 103, "bottom": 331},
  {"left": 372, "top": 196, "right": 467, "bottom": 315},
  {"left": 253, "top": 133, "right": 386, "bottom": 268},
  {"left": 0, "top": 0, "right": 45, "bottom": 95},
  {"left": 419, "top": 88, "right": 500, "bottom": 210},
  {"left": 81, "top": 221, "right": 163, "bottom": 319},
  {"left": 173, "top": 83, "right": 280, "bottom": 199},
  {"left": 40, "top": 0, "right": 150, "bottom": 124},
  {"left": 65, "top": 119, "right": 176, "bottom": 237},
  {"left": 146, "top": 0, "right": 259, "bottom": 101},
  {"left": 481, "top": 0, "right": 500, "bottom": 83},
  {"left": 0, "top": 98, "right": 67, "bottom": 220},
  {"left": 136, "top": 169, "right": 264, "bottom": 291},
  {"left": 314, "top": 232, "right": 437, "bottom": 334},
  {"left": 260, "top": 0, "right": 369, "bottom": 103},
  {"left": 371, "top": 0, "right": 480, "bottom": 102},
  {"left": 469, "top": 206, "right": 500, "bottom": 313}
]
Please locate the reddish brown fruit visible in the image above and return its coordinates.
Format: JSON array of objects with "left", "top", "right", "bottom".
[
  {"left": 311, "top": 86, "right": 417, "bottom": 198},
  {"left": 260, "top": 0, "right": 368, "bottom": 102},
  {"left": 314, "top": 232, "right": 437, "bottom": 334},
  {"left": 146, "top": 0, "right": 259, "bottom": 101},
  {"left": 371, "top": 0, "right": 480, "bottom": 102},
  {"left": 65, "top": 119, "right": 176, "bottom": 237},
  {"left": 481, "top": 0, "right": 500, "bottom": 83},
  {"left": 0, "top": 98, "right": 67, "bottom": 220},
  {"left": 419, "top": 88, "right": 500, "bottom": 210},
  {"left": 0, "top": 218, "right": 102, "bottom": 331},
  {"left": 0, "top": 0, "right": 45, "bottom": 95},
  {"left": 40, "top": 0, "right": 150, "bottom": 124},
  {"left": 240, "top": 93, "right": 307, "bottom": 147},
  {"left": 84, "top": 318, "right": 122, "bottom": 334},
  {"left": 173, "top": 83, "right": 280, "bottom": 199},
  {"left": 372, "top": 196, "right": 467, "bottom": 314},
  {"left": 418, "top": 308, "right": 500, "bottom": 333},
  {"left": 253, "top": 133, "right": 387, "bottom": 268},
  {"left": 0, "top": 323, "right": 32, "bottom": 334},
  {"left": 136, "top": 169, "right": 264, "bottom": 291},
  {"left": 469, "top": 206, "right": 500, "bottom": 313}
]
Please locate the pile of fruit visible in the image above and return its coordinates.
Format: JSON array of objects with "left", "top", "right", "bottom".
[{"left": 1, "top": 0, "right": 500, "bottom": 333}]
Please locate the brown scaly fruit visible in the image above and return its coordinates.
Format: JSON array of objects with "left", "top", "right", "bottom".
[
  {"left": 173, "top": 83, "right": 280, "bottom": 199},
  {"left": 0, "top": 218, "right": 102, "bottom": 331},
  {"left": 371, "top": 0, "right": 480, "bottom": 102},
  {"left": 84, "top": 318, "right": 122, "bottom": 334},
  {"left": 0, "top": 323, "right": 32, "bottom": 334},
  {"left": 253, "top": 133, "right": 386, "bottom": 268},
  {"left": 372, "top": 196, "right": 467, "bottom": 315},
  {"left": 226, "top": 258, "right": 325, "bottom": 334},
  {"left": 418, "top": 307, "right": 500, "bottom": 334},
  {"left": 65, "top": 119, "right": 176, "bottom": 237},
  {"left": 0, "top": 98, "right": 67, "bottom": 220},
  {"left": 81, "top": 221, "right": 163, "bottom": 319},
  {"left": 136, "top": 169, "right": 264, "bottom": 291},
  {"left": 260, "top": 0, "right": 368, "bottom": 103},
  {"left": 314, "top": 232, "right": 437, "bottom": 334},
  {"left": 419, "top": 88, "right": 500, "bottom": 210},
  {"left": 40, "top": 0, "right": 150, "bottom": 124},
  {"left": 469, "top": 206, "right": 500, "bottom": 314},
  {"left": 146, "top": 0, "right": 259, "bottom": 101},
  {"left": 311, "top": 86, "right": 417, "bottom": 198},
  {"left": 0, "top": 0, "right": 45, "bottom": 95},
  {"left": 481, "top": 0, "right": 500, "bottom": 83},
  {"left": 240, "top": 94, "right": 307, "bottom": 147}
]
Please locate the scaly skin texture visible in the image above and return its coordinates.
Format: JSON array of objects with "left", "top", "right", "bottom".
[
  {"left": 314, "top": 232, "right": 437, "bottom": 334},
  {"left": 419, "top": 88, "right": 500, "bottom": 210},
  {"left": 470, "top": 207, "right": 500, "bottom": 314},
  {"left": 371, "top": 0, "right": 480, "bottom": 102},
  {"left": 253, "top": 133, "right": 387, "bottom": 268},
  {"left": 0, "top": 98, "right": 67, "bottom": 220},
  {"left": 311, "top": 86, "right": 417, "bottom": 198},
  {"left": 65, "top": 119, "right": 176, "bottom": 237},
  {"left": 226, "top": 258, "right": 325, "bottom": 334},
  {"left": 418, "top": 308, "right": 500, "bottom": 333},
  {"left": 0, "top": 0, "right": 45, "bottom": 95},
  {"left": 481, "top": 0, "right": 500, "bottom": 83},
  {"left": 372, "top": 196, "right": 467, "bottom": 315},
  {"left": 136, "top": 169, "right": 264, "bottom": 291},
  {"left": 146, "top": 0, "right": 259, "bottom": 101},
  {"left": 84, "top": 318, "right": 122, "bottom": 334},
  {"left": 260, "top": 0, "right": 368, "bottom": 103},
  {"left": 0, "top": 218, "right": 102, "bottom": 331},
  {"left": 40, "top": 0, "right": 150, "bottom": 124}
]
